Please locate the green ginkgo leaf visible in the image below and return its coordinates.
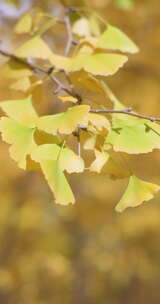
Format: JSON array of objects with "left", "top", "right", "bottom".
[
  {"left": 15, "top": 35, "right": 53, "bottom": 59},
  {"left": 40, "top": 159, "right": 75, "bottom": 205},
  {"left": 96, "top": 24, "right": 139, "bottom": 53},
  {"left": 116, "top": 175, "right": 160, "bottom": 212},
  {"left": 0, "top": 117, "right": 36, "bottom": 169},
  {"left": 37, "top": 105, "right": 90, "bottom": 135},
  {"left": 70, "top": 53, "right": 128, "bottom": 76},
  {"left": 105, "top": 118, "right": 160, "bottom": 154},
  {"left": 0, "top": 96, "right": 38, "bottom": 127},
  {"left": 31, "top": 144, "right": 84, "bottom": 173}
]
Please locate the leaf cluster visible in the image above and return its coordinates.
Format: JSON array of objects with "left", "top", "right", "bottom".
[{"left": 0, "top": 2, "right": 159, "bottom": 211}]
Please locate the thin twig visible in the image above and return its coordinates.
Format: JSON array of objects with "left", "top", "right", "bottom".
[
  {"left": 1, "top": 49, "right": 160, "bottom": 123},
  {"left": 90, "top": 108, "right": 160, "bottom": 122},
  {"left": 64, "top": 16, "right": 73, "bottom": 57},
  {"left": 0, "top": 48, "right": 77, "bottom": 98}
]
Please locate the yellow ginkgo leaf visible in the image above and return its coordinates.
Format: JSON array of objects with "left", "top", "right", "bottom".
[
  {"left": 70, "top": 71, "right": 105, "bottom": 94},
  {"left": 40, "top": 159, "right": 75, "bottom": 205},
  {"left": 58, "top": 95, "right": 78, "bottom": 104},
  {"left": 72, "top": 17, "right": 91, "bottom": 37},
  {"left": 31, "top": 144, "right": 84, "bottom": 173},
  {"left": 0, "top": 96, "right": 38, "bottom": 127},
  {"left": 15, "top": 35, "right": 53, "bottom": 59},
  {"left": 0, "top": 117, "right": 36, "bottom": 169},
  {"left": 116, "top": 175, "right": 160, "bottom": 212},
  {"left": 49, "top": 53, "right": 72, "bottom": 70},
  {"left": 14, "top": 13, "right": 32, "bottom": 34},
  {"left": 83, "top": 113, "right": 110, "bottom": 131},
  {"left": 89, "top": 15, "right": 101, "bottom": 37},
  {"left": 83, "top": 135, "right": 97, "bottom": 150},
  {"left": 0, "top": 59, "right": 32, "bottom": 79},
  {"left": 96, "top": 24, "right": 139, "bottom": 54},
  {"left": 10, "top": 76, "right": 31, "bottom": 92},
  {"left": 90, "top": 149, "right": 109, "bottom": 173},
  {"left": 37, "top": 105, "right": 90, "bottom": 135}
]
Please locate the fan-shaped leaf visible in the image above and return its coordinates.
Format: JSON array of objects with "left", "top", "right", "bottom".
[
  {"left": 105, "top": 118, "right": 160, "bottom": 154},
  {"left": 83, "top": 113, "right": 110, "bottom": 131},
  {"left": 96, "top": 24, "right": 139, "bottom": 53},
  {"left": 90, "top": 149, "right": 109, "bottom": 173},
  {"left": 0, "top": 96, "right": 38, "bottom": 127},
  {"left": 48, "top": 53, "right": 72, "bottom": 70},
  {"left": 70, "top": 53, "right": 128, "bottom": 76},
  {"left": 31, "top": 144, "right": 84, "bottom": 173},
  {"left": 40, "top": 160, "right": 75, "bottom": 205},
  {"left": 38, "top": 105, "right": 90, "bottom": 135},
  {"left": 15, "top": 35, "right": 53, "bottom": 59},
  {"left": 116, "top": 175, "right": 160, "bottom": 212},
  {"left": 10, "top": 76, "right": 31, "bottom": 92},
  {"left": 72, "top": 17, "right": 91, "bottom": 37},
  {"left": 14, "top": 13, "right": 32, "bottom": 34},
  {"left": 0, "top": 117, "right": 36, "bottom": 169},
  {"left": 0, "top": 59, "right": 32, "bottom": 79}
]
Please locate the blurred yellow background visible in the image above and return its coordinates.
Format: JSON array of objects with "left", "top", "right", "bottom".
[{"left": 0, "top": 0, "right": 160, "bottom": 303}]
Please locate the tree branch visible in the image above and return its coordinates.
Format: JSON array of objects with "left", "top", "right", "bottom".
[
  {"left": 1, "top": 49, "right": 160, "bottom": 123},
  {"left": 0, "top": 48, "right": 77, "bottom": 98},
  {"left": 90, "top": 108, "right": 160, "bottom": 122}
]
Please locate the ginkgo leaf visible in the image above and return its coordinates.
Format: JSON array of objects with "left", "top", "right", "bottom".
[
  {"left": 0, "top": 117, "right": 36, "bottom": 169},
  {"left": 14, "top": 13, "right": 32, "bottom": 34},
  {"left": 76, "top": 43, "right": 94, "bottom": 56},
  {"left": 116, "top": 175, "right": 160, "bottom": 212},
  {"left": 114, "top": 0, "right": 134, "bottom": 10},
  {"left": 0, "top": 59, "right": 32, "bottom": 79},
  {"left": 49, "top": 52, "right": 127, "bottom": 76},
  {"left": 34, "top": 130, "right": 61, "bottom": 146},
  {"left": 89, "top": 15, "right": 101, "bottom": 37},
  {"left": 31, "top": 11, "right": 45, "bottom": 34},
  {"left": 96, "top": 24, "right": 139, "bottom": 53},
  {"left": 36, "top": 18, "right": 56, "bottom": 36},
  {"left": 31, "top": 144, "right": 84, "bottom": 173},
  {"left": 102, "top": 153, "right": 131, "bottom": 179},
  {"left": 58, "top": 95, "right": 78, "bottom": 104},
  {"left": 70, "top": 53, "right": 128, "bottom": 76},
  {"left": 40, "top": 160, "right": 75, "bottom": 205},
  {"left": 70, "top": 71, "right": 105, "bottom": 94},
  {"left": 83, "top": 113, "right": 110, "bottom": 131},
  {"left": 90, "top": 149, "right": 109, "bottom": 173},
  {"left": 105, "top": 118, "right": 160, "bottom": 154},
  {"left": 83, "top": 135, "right": 97, "bottom": 150},
  {"left": 15, "top": 35, "right": 53, "bottom": 59},
  {"left": 37, "top": 105, "right": 90, "bottom": 135},
  {"left": 10, "top": 76, "right": 31, "bottom": 92},
  {"left": 72, "top": 17, "right": 91, "bottom": 37},
  {"left": 0, "top": 96, "right": 38, "bottom": 127},
  {"left": 49, "top": 53, "right": 72, "bottom": 70}
]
